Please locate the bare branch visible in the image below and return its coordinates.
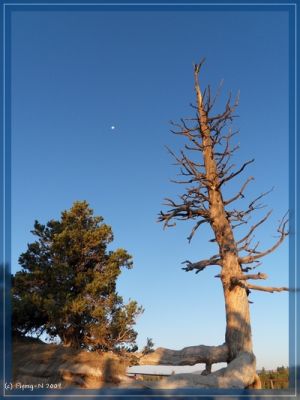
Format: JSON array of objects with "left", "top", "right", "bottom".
[
  {"left": 224, "top": 177, "right": 254, "bottom": 205},
  {"left": 194, "top": 58, "right": 206, "bottom": 108},
  {"left": 170, "top": 178, "right": 197, "bottom": 185},
  {"left": 194, "top": 58, "right": 206, "bottom": 74},
  {"left": 208, "top": 91, "right": 239, "bottom": 123},
  {"left": 240, "top": 240, "right": 261, "bottom": 255},
  {"left": 231, "top": 219, "right": 249, "bottom": 229},
  {"left": 239, "top": 214, "right": 288, "bottom": 264},
  {"left": 158, "top": 202, "right": 210, "bottom": 229},
  {"left": 187, "top": 219, "right": 208, "bottom": 242},
  {"left": 139, "top": 341, "right": 228, "bottom": 366},
  {"left": 219, "top": 159, "right": 254, "bottom": 188},
  {"left": 241, "top": 262, "right": 262, "bottom": 273},
  {"left": 247, "top": 187, "right": 274, "bottom": 211},
  {"left": 165, "top": 146, "right": 213, "bottom": 190},
  {"left": 215, "top": 131, "right": 240, "bottom": 180},
  {"left": 184, "top": 143, "right": 203, "bottom": 152},
  {"left": 187, "top": 186, "right": 209, "bottom": 202},
  {"left": 231, "top": 273, "right": 268, "bottom": 285},
  {"left": 226, "top": 187, "right": 274, "bottom": 229},
  {"left": 245, "top": 283, "right": 289, "bottom": 293},
  {"left": 207, "top": 79, "right": 224, "bottom": 112},
  {"left": 182, "top": 255, "right": 222, "bottom": 273},
  {"left": 237, "top": 211, "right": 273, "bottom": 245}
]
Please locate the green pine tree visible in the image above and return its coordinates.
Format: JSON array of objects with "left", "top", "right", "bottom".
[
  {"left": 12, "top": 201, "right": 143, "bottom": 351},
  {"left": 142, "top": 337, "right": 155, "bottom": 355}
]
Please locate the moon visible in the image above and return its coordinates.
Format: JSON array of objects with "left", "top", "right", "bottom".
[{"left": 110, "top": 125, "right": 116, "bottom": 130}]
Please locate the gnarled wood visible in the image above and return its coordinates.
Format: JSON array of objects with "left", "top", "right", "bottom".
[
  {"left": 142, "top": 351, "right": 256, "bottom": 389},
  {"left": 139, "top": 343, "right": 229, "bottom": 366},
  {"left": 247, "top": 373, "right": 262, "bottom": 389}
]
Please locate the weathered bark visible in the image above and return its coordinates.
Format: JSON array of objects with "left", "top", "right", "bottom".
[
  {"left": 247, "top": 373, "right": 262, "bottom": 389},
  {"left": 141, "top": 352, "right": 256, "bottom": 389},
  {"left": 139, "top": 343, "right": 229, "bottom": 366}
]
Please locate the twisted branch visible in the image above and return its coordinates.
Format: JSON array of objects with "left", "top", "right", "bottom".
[{"left": 182, "top": 255, "right": 222, "bottom": 273}]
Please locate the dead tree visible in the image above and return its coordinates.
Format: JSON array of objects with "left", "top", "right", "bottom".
[{"left": 139, "top": 60, "right": 288, "bottom": 389}]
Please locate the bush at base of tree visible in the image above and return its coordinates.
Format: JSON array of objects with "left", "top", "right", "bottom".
[{"left": 12, "top": 201, "right": 143, "bottom": 352}]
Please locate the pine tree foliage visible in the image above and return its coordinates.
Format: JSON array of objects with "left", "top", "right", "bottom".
[{"left": 12, "top": 201, "right": 143, "bottom": 351}]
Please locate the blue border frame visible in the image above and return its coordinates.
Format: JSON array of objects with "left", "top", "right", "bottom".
[
  {"left": 0, "top": 0, "right": 3, "bottom": 396},
  {"left": 1, "top": 1, "right": 299, "bottom": 399}
]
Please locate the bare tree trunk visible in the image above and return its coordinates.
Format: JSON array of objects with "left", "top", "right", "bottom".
[
  {"left": 144, "top": 61, "right": 287, "bottom": 389},
  {"left": 195, "top": 64, "right": 253, "bottom": 361},
  {"left": 139, "top": 62, "right": 257, "bottom": 389}
]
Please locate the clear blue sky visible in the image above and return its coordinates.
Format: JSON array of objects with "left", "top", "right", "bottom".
[{"left": 10, "top": 8, "right": 289, "bottom": 370}]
